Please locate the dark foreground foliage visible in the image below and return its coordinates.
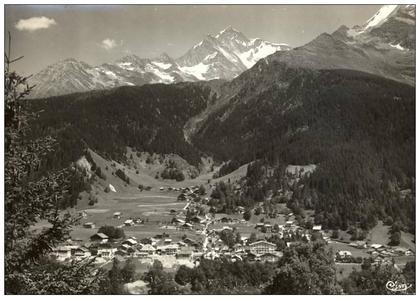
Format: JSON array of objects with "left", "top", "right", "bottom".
[{"left": 4, "top": 45, "right": 104, "bottom": 294}]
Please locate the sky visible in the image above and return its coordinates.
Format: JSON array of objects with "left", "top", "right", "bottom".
[{"left": 5, "top": 5, "right": 381, "bottom": 75}]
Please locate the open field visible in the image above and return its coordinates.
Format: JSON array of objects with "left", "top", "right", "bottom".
[
  {"left": 65, "top": 149, "right": 251, "bottom": 243},
  {"left": 34, "top": 147, "right": 251, "bottom": 246},
  {"left": 400, "top": 231, "right": 416, "bottom": 251},
  {"left": 367, "top": 221, "right": 415, "bottom": 251},
  {"left": 72, "top": 187, "right": 207, "bottom": 242}
]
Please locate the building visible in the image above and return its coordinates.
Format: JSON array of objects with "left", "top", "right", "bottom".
[
  {"left": 172, "top": 218, "right": 186, "bottom": 225},
  {"left": 119, "top": 243, "right": 131, "bottom": 252},
  {"left": 178, "top": 241, "right": 187, "bottom": 247},
  {"left": 221, "top": 217, "right": 232, "bottom": 223},
  {"left": 162, "top": 244, "right": 179, "bottom": 255},
  {"left": 134, "top": 251, "right": 149, "bottom": 259},
  {"left": 285, "top": 220, "right": 294, "bottom": 227},
  {"left": 176, "top": 248, "right": 193, "bottom": 260},
  {"left": 177, "top": 193, "right": 187, "bottom": 201},
  {"left": 52, "top": 246, "right": 72, "bottom": 262},
  {"left": 191, "top": 216, "right": 206, "bottom": 224},
  {"left": 370, "top": 244, "right": 383, "bottom": 250},
  {"left": 249, "top": 241, "right": 276, "bottom": 255},
  {"left": 183, "top": 238, "right": 199, "bottom": 248},
  {"left": 349, "top": 241, "right": 367, "bottom": 249},
  {"left": 73, "top": 247, "right": 91, "bottom": 260},
  {"left": 122, "top": 238, "right": 138, "bottom": 246},
  {"left": 337, "top": 250, "right": 352, "bottom": 259},
  {"left": 181, "top": 223, "right": 193, "bottom": 230},
  {"left": 312, "top": 225, "right": 322, "bottom": 231},
  {"left": 90, "top": 233, "right": 109, "bottom": 244},
  {"left": 139, "top": 244, "right": 156, "bottom": 255},
  {"left": 124, "top": 219, "right": 135, "bottom": 226},
  {"left": 97, "top": 247, "right": 116, "bottom": 259},
  {"left": 83, "top": 222, "right": 96, "bottom": 229},
  {"left": 221, "top": 226, "right": 233, "bottom": 232},
  {"left": 405, "top": 249, "right": 414, "bottom": 256}
]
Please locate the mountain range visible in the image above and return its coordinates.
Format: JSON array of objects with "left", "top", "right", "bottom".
[
  {"left": 29, "top": 26, "right": 290, "bottom": 98},
  {"left": 28, "top": 4, "right": 415, "bottom": 231},
  {"left": 29, "top": 5, "right": 414, "bottom": 99}
]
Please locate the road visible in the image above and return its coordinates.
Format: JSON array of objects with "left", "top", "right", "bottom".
[{"left": 201, "top": 220, "right": 212, "bottom": 252}]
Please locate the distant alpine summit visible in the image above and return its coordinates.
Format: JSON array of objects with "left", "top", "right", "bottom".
[
  {"left": 29, "top": 26, "right": 290, "bottom": 98},
  {"left": 29, "top": 5, "right": 415, "bottom": 98},
  {"left": 266, "top": 4, "right": 415, "bottom": 86}
]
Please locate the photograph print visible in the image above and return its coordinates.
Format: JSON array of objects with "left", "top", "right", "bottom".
[{"left": 3, "top": 2, "right": 416, "bottom": 295}]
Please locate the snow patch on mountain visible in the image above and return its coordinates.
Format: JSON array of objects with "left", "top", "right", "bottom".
[
  {"left": 389, "top": 43, "right": 406, "bottom": 51},
  {"left": 204, "top": 52, "right": 218, "bottom": 61},
  {"left": 145, "top": 64, "right": 174, "bottom": 83},
  {"left": 178, "top": 63, "right": 210, "bottom": 80},
  {"left": 152, "top": 61, "right": 172, "bottom": 69},
  {"left": 237, "top": 41, "right": 285, "bottom": 68}
]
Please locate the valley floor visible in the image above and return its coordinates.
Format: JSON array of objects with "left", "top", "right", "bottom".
[{"left": 39, "top": 149, "right": 415, "bottom": 290}]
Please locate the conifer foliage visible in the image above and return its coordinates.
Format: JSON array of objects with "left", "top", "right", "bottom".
[{"left": 4, "top": 35, "right": 104, "bottom": 294}]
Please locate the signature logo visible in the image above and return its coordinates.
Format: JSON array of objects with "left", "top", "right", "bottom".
[{"left": 386, "top": 280, "right": 413, "bottom": 292}]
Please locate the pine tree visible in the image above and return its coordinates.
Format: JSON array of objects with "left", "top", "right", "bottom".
[{"left": 4, "top": 33, "right": 105, "bottom": 294}]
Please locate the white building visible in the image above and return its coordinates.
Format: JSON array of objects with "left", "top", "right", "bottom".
[
  {"left": 249, "top": 241, "right": 276, "bottom": 255},
  {"left": 124, "top": 219, "right": 135, "bottom": 226}
]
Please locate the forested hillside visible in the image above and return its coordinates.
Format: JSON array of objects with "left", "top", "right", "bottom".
[
  {"left": 28, "top": 83, "right": 215, "bottom": 171},
  {"left": 192, "top": 64, "right": 415, "bottom": 232},
  {"left": 27, "top": 62, "right": 415, "bottom": 233}
]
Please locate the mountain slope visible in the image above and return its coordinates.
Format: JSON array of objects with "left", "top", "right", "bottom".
[
  {"left": 265, "top": 4, "right": 415, "bottom": 86},
  {"left": 28, "top": 82, "right": 220, "bottom": 169},
  {"left": 190, "top": 61, "right": 414, "bottom": 230},
  {"left": 29, "top": 27, "right": 290, "bottom": 98}
]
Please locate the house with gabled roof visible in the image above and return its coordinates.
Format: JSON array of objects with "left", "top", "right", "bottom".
[
  {"left": 83, "top": 222, "right": 96, "bottom": 229},
  {"left": 73, "top": 246, "right": 91, "bottom": 260},
  {"left": 249, "top": 240, "right": 276, "bottom": 255},
  {"left": 139, "top": 244, "right": 156, "bottom": 255},
  {"left": 90, "top": 233, "right": 109, "bottom": 244},
  {"left": 122, "top": 238, "right": 138, "bottom": 246},
  {"left": 124, "top": 219, "right": 135, "bottom": 226}
]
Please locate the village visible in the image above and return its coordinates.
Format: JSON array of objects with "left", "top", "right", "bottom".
[{"left": 50, "top": 183, "right": 415, "bottom": 273}]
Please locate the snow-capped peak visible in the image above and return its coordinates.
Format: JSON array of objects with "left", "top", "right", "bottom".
[
  {"left": 363, "top": 5, "right": 398, "bottom": 31},
  {"left": 30, "top": 26, "right": 290, "bottom": 98},
  {"left": 215, "top": 25, "right": 241, "bottom": 38}
]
